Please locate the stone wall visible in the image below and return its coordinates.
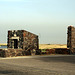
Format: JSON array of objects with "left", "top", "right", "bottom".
[
  {"left": 67, "top": 26, "right": 75, "bottom": 53},
  {"left": 7, "top": 30, "right": 39, "bottom": 55},
  {"left": 0, "top": 49, "right": 23, "bottom": 57}
]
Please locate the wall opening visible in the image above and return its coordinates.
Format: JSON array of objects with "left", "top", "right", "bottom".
[{"left": 14, "top": 39, "right": 18, "bottom": 49}]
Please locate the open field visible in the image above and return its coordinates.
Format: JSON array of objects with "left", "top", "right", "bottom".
[
  {"left": 0, "top": 43, "right": 7, "bottom": 46},
  {"left": 39, "top": 44, "right": 67, "bottom": 49},
  {"left": 0, "top": 43, "right": 67, "bottom": 49}
]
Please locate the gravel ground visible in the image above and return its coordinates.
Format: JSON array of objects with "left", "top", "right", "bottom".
[{"left": 0, "top": 55, "right": 75, "bottom": 75}]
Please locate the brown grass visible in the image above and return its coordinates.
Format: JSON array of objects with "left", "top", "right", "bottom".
[
  {"left": 0, "top": 43, "right": 7, "bottom": 46},
  {"left": 0, "top": 43, "right": 67, "bottom": 49},
  {"left": 39, "top": 44, "right": 67, "bottom": 49}
]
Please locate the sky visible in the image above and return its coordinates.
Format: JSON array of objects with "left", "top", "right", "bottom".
[{"left": 0, "top": 0, "right": 75, "bottom": 44}]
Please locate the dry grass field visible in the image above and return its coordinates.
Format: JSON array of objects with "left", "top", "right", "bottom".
[
  {"left": 0, "top": 43, "right": 7, "bottom": 46},
  {"left": 39, "top": 44, "right": 67, "bottom": 49},
  {"left": 0, "top": 43, "right": 67, "bottom": 49}
]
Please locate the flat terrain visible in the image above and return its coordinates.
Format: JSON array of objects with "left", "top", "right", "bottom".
[
  {"left": 0, "top": 55, "right": 75, "bottom": 75},
  {"left": 39, "top": 44, "right": 67, "bottom": 49},
  {"left": 0, "top": 44, "right": 67, "bottom": 49},
  {"left": 0, "top": 43, "right": 7, "bottom": 46}
]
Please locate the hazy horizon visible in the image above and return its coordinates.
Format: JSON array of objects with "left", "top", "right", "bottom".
[{"left": 0, "top": 0, "right": 75, "bottom": 44}]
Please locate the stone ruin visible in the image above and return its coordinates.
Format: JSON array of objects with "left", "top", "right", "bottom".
[
  {"left": 7, "top": 30, "right": 39, "bottom": 50},
  {"left": 67, "top": 26, "right": 75, "bottom": 54},
  {"left": 0, "top": 30, "right": 39, "bottom": 57},
  {"left": 0, "top": 26, "right": 75, "bottom": 57}
]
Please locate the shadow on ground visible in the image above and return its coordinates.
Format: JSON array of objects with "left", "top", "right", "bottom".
[
  {"left": 0, "top": 70, "right": 22, "bottom": 75},
  {"left": 34, "top": 55, "right": 75, "bottom": 64},
  {"left": 0, "top": 70, "right": 28, "bottom": 75}
]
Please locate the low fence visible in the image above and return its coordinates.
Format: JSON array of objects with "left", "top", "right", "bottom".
[
  {"left": 40, "top": 48, "right": 70, "bottom": 55},
  {"left": 0, "top": 49, "right": 23, "bottom": 57}
]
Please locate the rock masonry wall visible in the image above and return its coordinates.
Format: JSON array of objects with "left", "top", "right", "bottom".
[
  {"left": 7, "top": 30, "right": 39, "bottom": 51},
  {"left": 2, "top": 30, "right": 39, "bottom": 57},
  {"left": 67, "top": 26, "right": 75, "bottom": 53}
]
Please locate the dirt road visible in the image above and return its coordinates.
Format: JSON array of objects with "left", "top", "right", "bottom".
[{"left": 0, "top": 55, "right": 75, "bottom": 75}]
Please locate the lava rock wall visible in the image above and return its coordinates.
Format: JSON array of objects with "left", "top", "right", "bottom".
[
  {"left": 7, "top": 30, "right": 39, "bottom": 55},
  {"left": 67, "top": 26, "right": 75, "bottom": 53}
]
